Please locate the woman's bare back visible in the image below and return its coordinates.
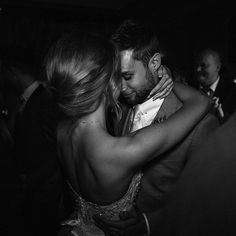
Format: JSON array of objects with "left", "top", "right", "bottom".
[{"left": 57, "top": 120, "right": 138, "bottom": 205}]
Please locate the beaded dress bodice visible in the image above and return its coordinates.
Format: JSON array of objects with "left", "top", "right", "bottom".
[{"left": 62, "top": 172, "right": 143, "bottom": 236}]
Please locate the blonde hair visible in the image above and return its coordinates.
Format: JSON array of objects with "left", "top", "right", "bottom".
[{"left": 45, "top": 31, "right": 121, "bottom": 121}]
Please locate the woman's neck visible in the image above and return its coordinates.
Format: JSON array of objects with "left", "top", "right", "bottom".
[{"left": 79, "top": 99, "right": 107, "bottom": 129}]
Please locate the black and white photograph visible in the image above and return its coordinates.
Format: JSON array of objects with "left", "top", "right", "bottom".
[{"left": 1, "top": 0, "right": 236, "bottom": 235}]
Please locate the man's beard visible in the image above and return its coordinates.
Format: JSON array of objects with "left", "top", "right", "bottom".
[
  {"left": 132, "top": 86, "right": 152, "bottom": 105},
  {"left": 123, "top": 70, "right": 156, "bottom": 106}
]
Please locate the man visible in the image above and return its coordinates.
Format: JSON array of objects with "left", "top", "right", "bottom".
[
  {"left": 194, "top": 48, "right": 236, "bottom": 122},
  {"left": 94, "top": 19, "right": 219, "bottom": 236},
  {"left": 5, "top": 48, "right": 63, "bottom": 236}
]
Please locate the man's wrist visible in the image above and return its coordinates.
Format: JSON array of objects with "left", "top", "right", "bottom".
[{"left": 142, "top": 212, "right": 150, "bottom": 236}]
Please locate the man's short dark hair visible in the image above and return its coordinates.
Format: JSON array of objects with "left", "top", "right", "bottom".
[{"left": 111, "top": 19, "right": 161, "bottom": 67}]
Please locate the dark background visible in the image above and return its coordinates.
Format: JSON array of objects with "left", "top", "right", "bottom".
[{"left": 0, "top": 0, "right": 236, "bottom": 81}]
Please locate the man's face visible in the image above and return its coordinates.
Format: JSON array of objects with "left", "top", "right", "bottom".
[
  {"left": 195, "top": 53, "right": 220, "bottom": 87},
  {"left": 120, "top": 50, "right": 155, "bottom": 106}
]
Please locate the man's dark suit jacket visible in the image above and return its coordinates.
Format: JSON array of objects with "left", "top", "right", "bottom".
[
  {"left": 117, "top": 92, "right": 219, "bottom": 218},
  {"left": 214, "top": 77, "right": 236, "bottom": 120},
  {"left": 198, "top": 76, "right": 236, "bottom": 122},
  {"left": 13, "top": 84, "right": 63, "bottom": 235},
  {"left": 156, "top": 111, "right": 236, "bottom": 236}
]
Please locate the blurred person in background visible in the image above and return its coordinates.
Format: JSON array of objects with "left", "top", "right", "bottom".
[
  {"left": 194, "top": 48, "right": 236, "bottom": 123},
  {"left": 3, "top": 47, "right": 63, "bottom": 236}
]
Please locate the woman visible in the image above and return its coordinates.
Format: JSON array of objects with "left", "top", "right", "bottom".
[{"left": 45, "top": 32, "right": 211, "bottom": 236}]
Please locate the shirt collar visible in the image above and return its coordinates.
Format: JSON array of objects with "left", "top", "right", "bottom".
[
  {"left": 209, "top": 76, "right": 220, "bottom": 92},
  {"left": 199, "top": 76, "right": 220, "bottom": 92},
  {"left": 21, "top": 81, "right": 40, "bottom": 102},
  {"left": 135, "top": 97, "right": 164, "bottom": 114}
]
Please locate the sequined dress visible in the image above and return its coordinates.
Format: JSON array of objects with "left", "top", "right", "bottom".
[{"left": 61, "top": 173, "right": 143, "bottom": 236}]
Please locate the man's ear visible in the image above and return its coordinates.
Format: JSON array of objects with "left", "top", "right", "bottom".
[{"left": 148, "top": 53, "right": 161, "bottom": 75}]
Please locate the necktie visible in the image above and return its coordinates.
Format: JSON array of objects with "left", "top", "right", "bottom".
[{"left": 201, "top": 87, "right": 214, "bottom": 98}]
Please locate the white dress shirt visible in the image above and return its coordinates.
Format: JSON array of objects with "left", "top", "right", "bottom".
[
  {"left": 210, "top": 76, "right": 220, "bottom": 92},
  {"left": 200, "top": 76, "right": 220, "bottom": 96},
  {"left": 131, "top": 97, "right": 164, "bottom": 132}
]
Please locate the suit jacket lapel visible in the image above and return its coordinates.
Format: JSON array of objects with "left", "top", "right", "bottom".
[
  {"left": 121, "top": 108, "right": 133, "bottom": 136},
  {"left": 114, "top": 104, "right": 133, "bottom": 136},
  {"left": 214, "top": 77, "right": 229, "bottom": 102},
  {"left": 153, "top": 92, "right": 182, "bottom": 124},
  {"left": 214, "top": 78, "right": 223, "bottom": 98}
]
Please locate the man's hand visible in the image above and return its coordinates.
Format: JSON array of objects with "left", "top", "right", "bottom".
[
  {"left": 147, "top": 65, "right": 174, "bottom": 100},
  {"left": 93, "top": 205, "right": 147, "bottom": 236}
]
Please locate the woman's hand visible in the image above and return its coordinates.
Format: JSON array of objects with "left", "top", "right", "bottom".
[{"left": 147, "top": 65, "right": 174, "bottom": 100}]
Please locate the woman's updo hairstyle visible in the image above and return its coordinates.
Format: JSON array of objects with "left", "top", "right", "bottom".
[{"left": 45, "top": 31, "right": 121, "bottom": 120}]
